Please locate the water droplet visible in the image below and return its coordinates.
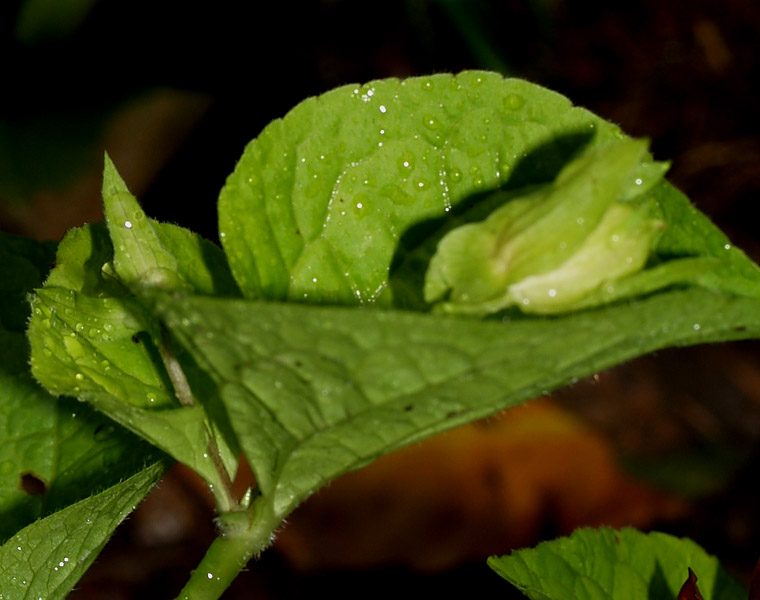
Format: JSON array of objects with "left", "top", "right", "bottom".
[
  {"left": 379, "top": 104, "right": 387, "bottom": 114},
  {"left": 124, "top": 220, "right": 132, "bottom": 229},
  {"left": 63, "top": 336, "right": 85, "bottom": 359},
  {"left": 220, "top": 232, "right": 227, "bottom": 239},
  {"left": 422, "top": 114, "right": 440, "bottom": 130},
  {"left": 207, "top": 573, "right": 214, "bottom": 580},
  {"left": 693, "top": 323, "right": 701, "bottom": 331},
  {"left": 448, "top": 169, "right": 462, "bottom": 183},
  {"left": 724, "top": 243, "right": 731, "bottom": 250},
  {"left": 75, "top": 373, "right": 84, "bottom": 381},
  {"left": 503, "top": 93, "right": 525, "bottom": 110},
  {"left": 548, "top": 289, "right": 557, "bottom": 298},
  {"left": 379, "top": 184, "right": 410, "bottom": 206},
  {"left": 397, "top": 156, "right": 414, "bottom": 174},
  {"left": 352, "top": 195, "right": 372, "bottom": 218},
  {"left": 635, "top": 178, "right": 643, "bottom": 186}
]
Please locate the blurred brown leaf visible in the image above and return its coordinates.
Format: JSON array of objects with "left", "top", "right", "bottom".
[{"left": 274, "top": 398, "right": 686, "bottom": 572}]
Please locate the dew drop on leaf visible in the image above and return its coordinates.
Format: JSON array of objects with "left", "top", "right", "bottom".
[
  {"left": 397, "top": 156, "right": 414, "bottom": 173},
  {"left": 503, "top": 93, "right": 525, "bottom": 111},
  {"left": 447, "top": 168, "right": 462, "bottom": 183},
  {"left": 422, "top": 115, "right": 439, "bottom": 130}
]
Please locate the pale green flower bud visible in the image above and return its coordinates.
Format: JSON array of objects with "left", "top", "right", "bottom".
[{"left": 424, "top": 139, "right": 666, "bottom": 315}]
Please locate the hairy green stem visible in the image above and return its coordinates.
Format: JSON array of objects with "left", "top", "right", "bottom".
[
  {"left": 158, "top": 327, "right": 238, "bottom": 512},
  {"left": 174, "top": 496, "right": 280, "bottom": 600}
]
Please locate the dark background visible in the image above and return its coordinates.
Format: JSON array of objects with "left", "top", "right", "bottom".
[{"left": 3, "top": 1, "right": 760, "bottom": 598}]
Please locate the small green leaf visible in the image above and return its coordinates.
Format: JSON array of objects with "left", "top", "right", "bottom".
[
  {"left": 102, "top": 153, "right": 187, "bottom": 293},
  {"left": 1, "top": 231, "right": 163, "bottom": 599},
  {"left": 0, "top": 461, "right": 165, "bottom": 600},
  {"left": 487, "top": 527, "right": 745, "bottom": 600},
  {"left": 28, "top": 162, "right": 242, "bottom": 493}
]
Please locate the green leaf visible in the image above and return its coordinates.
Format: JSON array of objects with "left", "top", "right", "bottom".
[
  {"left": 0, "top": 461, "right": 165, "bottom": 600},
  {"left": 219, "top": 70, "right": 760, "bottom": 319},
  {"left": 218, "top": 71, "right": 628, "bottom": 305},
  {"left": 1, "top": 231, "right": 161, "bottom": 534},
  {"left": 28, "top": 165, "right": 241, "bottom": 495},
  {"left": 487, "top": 527, "right": 745, "bottom": 600},
  {"left": 1, "top": 231, "right": 164, "bottom": 598},
  {"left": 423, "top": 138, "right": 666, "bottom": 314},
  {"left": 207, "top": 71, "right": 760, "bottom": 521},
  {"left": 158, "top": 283, "right": 760, "bottom": 520}
]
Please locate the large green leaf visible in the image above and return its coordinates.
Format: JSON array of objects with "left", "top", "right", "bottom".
[
  {"left": 0, "top": 461, "right": 165, "bottom": 600},
  {"left": 487, "top": 527, "right": 745, "bottom": 600},
  {"left": 218, "top": 71, "right": 628, "bottom": 305},
  {"left": 158, "top": 284, "right": 760, "bottom": 519},
  {"left": 219, "top": 71, "right": 760, "bottom": 313}
]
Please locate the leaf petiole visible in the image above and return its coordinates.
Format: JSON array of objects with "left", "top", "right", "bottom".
[{"left": 157, "top": 326, "right": 238, "bottom": 513}]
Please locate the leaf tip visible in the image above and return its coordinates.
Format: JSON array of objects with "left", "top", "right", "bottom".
[
  {"left": 101, "top": 152, "right": 131, "bottom": 200},
  {"left": 677, "top": 568, "right": 705, "bottom": 600}
]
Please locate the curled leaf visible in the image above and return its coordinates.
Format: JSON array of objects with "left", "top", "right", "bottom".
[{"left": 424, "top": 139, "right": 666, "bottom": 315}]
